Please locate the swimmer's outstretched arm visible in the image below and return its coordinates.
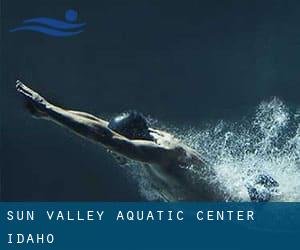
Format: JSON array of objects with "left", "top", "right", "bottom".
[{"left": 16, "top": 81, "right": 176, "bottom": 165}]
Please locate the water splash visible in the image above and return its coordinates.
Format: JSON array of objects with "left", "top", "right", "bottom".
[{"left": 123, "top": 98, "right": 300, "bottom": 201}]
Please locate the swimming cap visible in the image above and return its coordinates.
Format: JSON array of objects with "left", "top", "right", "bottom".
[{"left": 108, "top": 111, "right": 153, "bottom": 141}]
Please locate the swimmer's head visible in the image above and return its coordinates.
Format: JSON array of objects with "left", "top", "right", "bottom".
[{"left": 108, "top": 111, "right": 153, "bottom": 141}]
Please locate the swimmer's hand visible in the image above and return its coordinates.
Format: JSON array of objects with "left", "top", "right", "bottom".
[{"left": 16, "top": 80, "right": 49, "bottom": 118}]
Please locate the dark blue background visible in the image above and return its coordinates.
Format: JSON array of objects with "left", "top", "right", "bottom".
[
  {"left": 0, "top": 202, "right": 299, "bottom": 249},
  {"left": 2, "top": 0, "right": 300, "bottom": 200}
]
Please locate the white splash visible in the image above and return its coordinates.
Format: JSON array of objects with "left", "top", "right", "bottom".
[{"left": 125, "top": 98, "right": 300, "bottom": 201}]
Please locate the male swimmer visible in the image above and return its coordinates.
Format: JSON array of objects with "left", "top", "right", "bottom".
[{"left": 15, "top": 80, "right": 278, "bottom": 201}]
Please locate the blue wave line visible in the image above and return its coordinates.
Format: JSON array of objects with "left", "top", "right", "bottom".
[
  {"left": 9, "top": 25, "right": 83, "bottom": 37},
  {"left": 23, "top": 17, "right": 85, "bottom": 30}
]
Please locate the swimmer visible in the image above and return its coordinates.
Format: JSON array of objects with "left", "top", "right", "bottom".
[{"left": 16, "top": 80, "right": 278, "bottom": 201}]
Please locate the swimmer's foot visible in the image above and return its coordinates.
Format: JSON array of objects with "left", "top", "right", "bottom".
[
  {"left": 16, "top": 80, "right": 49, "bottom": 118},
  {"left": 246, "top": 174, "right": 279, "bottom": 202}
]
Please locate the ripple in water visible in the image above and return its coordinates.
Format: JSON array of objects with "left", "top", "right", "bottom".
[{"left": 123, "top": 98, "right": 300, "bottom": 201}]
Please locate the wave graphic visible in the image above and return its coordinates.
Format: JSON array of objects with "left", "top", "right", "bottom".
[
  {"left": 10, "top": 25, "right": 84, "bottom": 37},
  {"left": 23, "top": 18, "right": 85, "bottom": 29},
  {"left": 123, "top": 98, "right": 300, "bottom": 202},
  {"left": 9, "top": 9, "right": 85, "bottom": 37}
]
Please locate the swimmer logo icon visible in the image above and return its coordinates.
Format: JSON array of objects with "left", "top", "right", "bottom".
[{"left": 9, "top": 9, "right": 86, "bottom": 37}]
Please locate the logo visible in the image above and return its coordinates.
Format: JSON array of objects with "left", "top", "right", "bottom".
[{"left": 9, "top": 9, "right": 86, "bottom": 37}]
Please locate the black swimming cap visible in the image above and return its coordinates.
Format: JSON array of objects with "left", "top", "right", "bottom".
[{"left": 108, "top": 111, "right": 153, "bottom": 141}]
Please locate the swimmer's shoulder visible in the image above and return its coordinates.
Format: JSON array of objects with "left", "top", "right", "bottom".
[{"left": 167, "top": 143, "right": 206, "bottom": 167}]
